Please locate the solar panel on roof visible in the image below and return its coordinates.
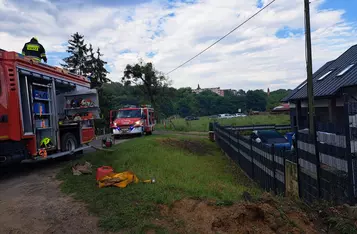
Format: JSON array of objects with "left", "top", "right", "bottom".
[
  {"left": 283, "top": 45, "right": 357, "bottom": 101},
  {"left": 337, "top": 64, "right": 355, "bottom": 77},
  {"left": 298, "top": 81, "right": 307, "bottom": 90},
  {"left": 317, "top": 70, "right": 333, "bottom": 81}
]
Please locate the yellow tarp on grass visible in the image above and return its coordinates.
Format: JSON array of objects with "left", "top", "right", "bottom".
[{"left": 98, "top": 171, "right": 154, "bottom": 188}]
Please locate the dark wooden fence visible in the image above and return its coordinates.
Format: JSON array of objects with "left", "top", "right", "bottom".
[
  {"left": 213, "top": 123, "right": 289, "bottom": 195},
  {"left": 296, "top": 128, "right": 351, "bottom": 204},
  {"left": 212, "top": 121, "right": 356, "bottom": 205}
]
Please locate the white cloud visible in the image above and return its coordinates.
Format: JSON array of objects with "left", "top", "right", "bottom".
[{"left": 1, "top": 0, "right": 356, "bottom": 91}]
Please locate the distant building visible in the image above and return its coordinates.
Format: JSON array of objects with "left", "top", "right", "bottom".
[
  {"left": 223, "top": 89, "right": 238, "bottom": 96},
  {"left": 193, "top": 84, "right": 236, "bottom": 97}
]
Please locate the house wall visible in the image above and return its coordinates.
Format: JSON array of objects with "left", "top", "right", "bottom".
[
  {"left": 289, "top": 98, "right": 345, "bottom": 130},
  {"left": 314, "top": 106, "right": 344, "bottom": 123},
  {"left": 299, "top": 98, "right": 344, "bottom": 108},
  {"left": 289, "top": 102, "right": 308, "bottom": 129}
]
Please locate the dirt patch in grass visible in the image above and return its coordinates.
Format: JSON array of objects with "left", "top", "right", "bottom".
[
  {"left": 159, "top": 138, "right": 216, "bottom": 156},
  {"left": 0, "top": 163, "right": 105, "bottom": 234},
  {"left": 157, "top": 195, "right": 318, "bottom": 234}
]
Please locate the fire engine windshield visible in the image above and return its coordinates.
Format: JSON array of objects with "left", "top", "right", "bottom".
[{"left": 116, "top": 109, "right": 141, "bottom": 118}]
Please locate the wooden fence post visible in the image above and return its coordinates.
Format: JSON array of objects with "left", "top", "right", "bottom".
[
  {"left": 344, "top": 94, "right": 355, "bottom": 204},
  {"left": 209, "top": 122, "right": 215, "bottom": 142},
  {"left": 283, "top": 149, "right": 286, "bottom": 196},
  {"left": 313, "top": 116, "right": 322, "bottom": 199},
  {"left": 237, "top": 131, "right": 240, "bottom": 166},
  {"left": 229, "top": 125, "right": 232, "bottom": 148},
  {"left": 250, "top": 137, "right": 254, "bottom": 180},
  {"left": 272, "top": 144, "right": 277, "bottom": 194},
  {"left": 295, "top": 126, "right": 302, "bottom": 198}
]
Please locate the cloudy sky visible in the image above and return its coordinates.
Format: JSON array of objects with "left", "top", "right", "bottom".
[{"left": 1, "top": 0, "right": 356, "bottom": 91}]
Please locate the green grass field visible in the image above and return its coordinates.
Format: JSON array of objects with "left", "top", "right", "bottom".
[
  {"left": 156, "top": 115, "right": 290, "bottom": 132},
  {"left": 57, "top": 135, "right": 260, "bottom": 233}
]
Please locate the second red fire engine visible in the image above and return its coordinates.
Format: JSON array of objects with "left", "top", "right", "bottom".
[{"left": 110, "top": 105, "right": 155, "bottom": 137}]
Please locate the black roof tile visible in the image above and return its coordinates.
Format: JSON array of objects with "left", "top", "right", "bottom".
[
  {"left": 281, "top": 60, "right": 334, "bottom": 102},
  {"left": 283, "top": 44, "right": 357, "bottom": 101}
]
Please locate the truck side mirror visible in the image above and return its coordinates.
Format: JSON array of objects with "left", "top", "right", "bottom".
[{"left": 110, "top": 111, "right": 117, "bottom": 122}]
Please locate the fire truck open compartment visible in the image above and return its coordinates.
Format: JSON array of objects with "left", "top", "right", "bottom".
[
  {"left": 0, "top": 51, "right": 100, "bottom": 165},
  {"left": 17, "top": 68, "right": 99, "bottom": 161}
]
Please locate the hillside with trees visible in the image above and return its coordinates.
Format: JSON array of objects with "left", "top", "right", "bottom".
[
  {"left": 267, "top": 89, "right": 291, "bottom": 110},
  {"left": 60, "top": 35, "right": 289, "bottom": 123},
  {"left": 99, "top": 74, "right": 290, "bottom": 123}
]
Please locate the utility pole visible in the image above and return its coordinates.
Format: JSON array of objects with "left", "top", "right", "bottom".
[{"left": 304, "top": 0, "right": 315, "bottom": 135}]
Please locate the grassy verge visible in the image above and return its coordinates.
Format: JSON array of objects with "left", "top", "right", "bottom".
[
  {"left": 57, "top": 135, "right": 261, "bottom": 233},
  {"left": 155, "top": 115, "right": 290, "bottom": 132}
]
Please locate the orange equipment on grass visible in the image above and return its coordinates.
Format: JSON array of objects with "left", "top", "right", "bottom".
[{"left": 97, "top": 170, "right": 155, "bottom": 188}]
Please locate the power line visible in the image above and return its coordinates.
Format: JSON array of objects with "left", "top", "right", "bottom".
[{"left": 165, "top": 0, "right": 277, "bottom": 75}]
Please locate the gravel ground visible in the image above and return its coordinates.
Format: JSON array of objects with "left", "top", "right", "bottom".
[{"left": 0, "top": 137, "right": 126, "bottom": 234}]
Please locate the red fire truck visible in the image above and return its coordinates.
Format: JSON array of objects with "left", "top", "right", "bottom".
[
  {"left": 0, "top": 50, "right": 100, "bottom": 165},
  {"left": 109, "top": 105, "right": 155, "bottom": 137}
]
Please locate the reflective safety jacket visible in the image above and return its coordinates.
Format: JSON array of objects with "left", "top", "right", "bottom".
[{"left": 22, "top": 38, "right": 47, "bottom": 63}]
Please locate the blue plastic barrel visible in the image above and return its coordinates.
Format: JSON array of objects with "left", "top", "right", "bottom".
[{"left": 285, "top": 132, "right": 294, "bottom": 147}]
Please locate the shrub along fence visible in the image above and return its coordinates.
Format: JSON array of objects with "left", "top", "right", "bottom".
[{"left": 211, "top": 121, "right": 356, "bottom": 205}]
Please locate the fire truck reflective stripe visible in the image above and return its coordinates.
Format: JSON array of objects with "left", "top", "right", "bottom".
[
  {"left": 40, "top": 53, "right": 46, "bottom": 57},
  {"left": 25, "top": 56, "right": 41, "bottom": 62},
  {"left": 26, "top": 44, "right": 39, "bottom": 51},
  {"left": 0, "top": 136, "right": 9, "bottom": 139}
]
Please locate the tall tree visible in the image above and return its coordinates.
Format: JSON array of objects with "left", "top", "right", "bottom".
[
  {"left": 89, "top": 47, "right": 110, "bottom": 88},
  {"left": 237, "top": 89, "right": 246, "bottom": 96},
  {"left": 246, "top": 90, "right": 267, "bottom": 111},
  {"left": 62, "top": 32, "right": 88, "bottom": 75},
  {"left": 86, "top": 44, "right": 95, "bottom": 74},
  {"left": 122, "top": 60, "right": 170, "bottom": 109}
]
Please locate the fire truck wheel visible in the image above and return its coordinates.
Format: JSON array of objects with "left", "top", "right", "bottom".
[{"left": 61, "top": 133, "right": 78, "bottom": 152}]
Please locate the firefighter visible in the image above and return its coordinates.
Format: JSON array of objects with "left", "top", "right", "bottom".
[{"left": 21, "top": 37, "right": 47, "bottom": 63}]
